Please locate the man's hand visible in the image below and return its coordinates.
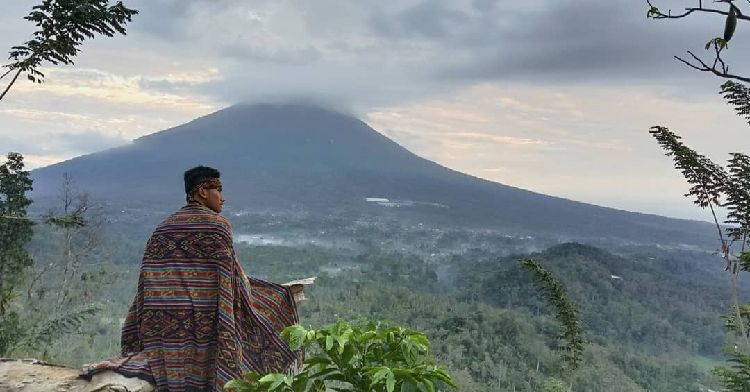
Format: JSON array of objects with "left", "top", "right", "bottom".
[
  {"left": 289, "top": 284, "right": 305, "bottom": 302},
  {"left": 281, "top": 277, "right": 316, "bottom": 303}
]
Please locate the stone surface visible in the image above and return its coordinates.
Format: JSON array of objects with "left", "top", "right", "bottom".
[{"left": 0, "top": 359, "right": 154, "bottom": 392}]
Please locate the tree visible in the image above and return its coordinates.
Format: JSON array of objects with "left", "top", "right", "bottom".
[
  {"left": 649, "top": 122, "right": 750, "bottom": 343},
  {"left": 23, "top": 173, "right": 104, "bottom": 310},
  {"left": 0, "top": 0, "right": 135, "bottom": 358},
  {"left": 1, "top": 0, "right": 138, "bottom": 102},
  {"left": 647, "top": 0, "right": 749, "bottom": 83},
  {"left": 0, "top": 152, "right": 34, "bottom": 355},
  {"left": 48, "top": 173, "right": 102, "bottom": 307},
  {"left": 0, "top": 158, "right": 104, "bottom": 359},
  {"left": 646, "top": 1, "right": 750, "bottom": 389}
]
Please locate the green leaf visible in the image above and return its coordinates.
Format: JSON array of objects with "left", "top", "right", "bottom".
[
  {"left": 262, "top": 374, "right": 289, "bottom": 391},
  {"left": 386, "top": 370, "right": 396, "bottom": 392},
  {"left": 401, "top": 382, "right": 418, "bottom": 392},
  {"left": 259, "top": 373, "right": 286, "bottom": 389},
  {"left": 422, "top": 379, "right": 435, "bottom": 392},
  {"left": 308, "top": 368, "right": 342, "bottom": 381},
  {"left": 337, "top": 329, "right": 353, "bottom": 354},
  {"left": 432, "top": 369, "right": 456, "bottom": 387},
  {"left": 258, "top": 373, "right": 277, "bottom": 383},
  {"left": 369, "top": 367, "right": 390, "bottom": 385},
  {"left": 282, "top": 324, "right": 307, "bottom": 350},
  {"left": 358, "top": 330, "right": 377, "bottom": 343},
  {"left": 224, "top": 380, "right": 252, "bottom": 392},
  {"left": 340, "top": 344, "right": 357, "bottom": 365},
  {"left": 408, "top": 333, "right": 429, "bottom": 348},
  {"left": 333, "top": 319, "right": 349, "bottom": 337},
  {"left": 325, "top": 335, "right": 334, "bottom": 351},
  {"left": 304, "top": 357, "right": 332, "bottom": 367},
  {"left": 243, "top": 371, "right": 262, "bottom": 383}
]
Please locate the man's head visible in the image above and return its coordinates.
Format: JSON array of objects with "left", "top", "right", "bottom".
[{"left": 184, "top": 166, "right": 224, "bottom": 213}]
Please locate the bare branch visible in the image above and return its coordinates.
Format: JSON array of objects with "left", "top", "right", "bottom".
[
  {"left": 647, "top": 0, "right": 750, "bottom": 21},
  {"left": 715, "top": 45, "right": 729, "bottom": 74},
  {"left": 26, "top": 261, "right": 54, "bottom": 302},
  {"left": 674, "top": 51, "right": 750, "bottom": 83}
]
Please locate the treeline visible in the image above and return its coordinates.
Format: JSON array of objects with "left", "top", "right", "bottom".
[{"left": 7, "top": 194, "right": 732, "bottom": 391}]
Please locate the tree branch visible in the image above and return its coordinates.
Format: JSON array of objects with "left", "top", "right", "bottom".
[
  {"left": 0, "top": 68, "right": 23, "bottom": 102},
  {"left": 674, "top": 51, "right": 750, "bottom": 83},
  {"left": 647, "top": 0, "right": 750, "bottom": 21},
  {"left": 0, "top": 67, "right": 14, "bottom": 81}
]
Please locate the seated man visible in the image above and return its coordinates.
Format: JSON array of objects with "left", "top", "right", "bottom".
[{"left": 83, "top": 166, "right": 301, "bottom": 391}]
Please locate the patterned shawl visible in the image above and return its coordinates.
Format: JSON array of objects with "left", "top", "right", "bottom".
[{"left": 82, "top": 204, "right": 301, "bottom": 391}]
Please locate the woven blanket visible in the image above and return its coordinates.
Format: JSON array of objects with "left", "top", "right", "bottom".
[{"left": 82, "top": 204, "right": 301, "bottom": 391}]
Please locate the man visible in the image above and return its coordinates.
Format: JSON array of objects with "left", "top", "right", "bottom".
[{"left": 83, "top": 166, "right": 301, "bottom": 391}]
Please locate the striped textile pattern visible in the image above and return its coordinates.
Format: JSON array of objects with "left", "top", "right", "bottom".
[{"left": 81, "top": 204, "right": 301, "bottom": 391}]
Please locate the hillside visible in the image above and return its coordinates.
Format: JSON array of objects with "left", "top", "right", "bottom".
[{"left": 30, "top": 103, "right": 715, "bottom": 246}]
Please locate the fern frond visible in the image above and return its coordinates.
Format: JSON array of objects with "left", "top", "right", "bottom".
[
  {"left": 15, "top": 302, "right": 103, "bottom": 352},
  {"left": 649, "top": 126, "right": 729, "bottom": 209},
  {"left": 521, "top": 259, "right": 586, "bottom": 371},
  {"left": 726, "top": 153, "right": 750, "bottom": 242},
  {"left": 721, "top": 81, "right": 750, "bottom": 126}
]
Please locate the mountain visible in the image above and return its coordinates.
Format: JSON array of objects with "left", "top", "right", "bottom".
[{"left": 30, "top": 103, "right": 715, "bottom": 246}]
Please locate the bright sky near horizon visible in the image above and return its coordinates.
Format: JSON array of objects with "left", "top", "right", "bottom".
[{"left": 1, "top": 0, "right": 749, "bottom": 221}]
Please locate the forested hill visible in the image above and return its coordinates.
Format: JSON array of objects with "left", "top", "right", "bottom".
[
  {"left": 26, "top": 233, "right": 729, "bottom": 391},
  {"left": 202, "top": 241, "right": 735, "bottom": 391},
  {"left": 30, "top": 103, "right": 714, "bottom": 247},
  {"left": 453, "top": 243, "right": 728, "bottom": 357}
]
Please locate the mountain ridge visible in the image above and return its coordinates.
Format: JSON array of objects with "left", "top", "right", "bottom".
[{"left": 29, "top": 103, "right": 715, "bottom": 246}]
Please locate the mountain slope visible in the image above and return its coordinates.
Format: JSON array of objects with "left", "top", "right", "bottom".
[{"left": 30, "top": 103, "right": 714, "bottom": 245}]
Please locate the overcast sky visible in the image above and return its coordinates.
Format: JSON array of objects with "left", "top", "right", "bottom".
[{"left": 1, "top": 0, "right": 749, "bottom": 221}]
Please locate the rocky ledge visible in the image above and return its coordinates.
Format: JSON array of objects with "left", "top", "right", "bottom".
[{"left": 0, "top": 359, "right": 153, "bottom": 392}]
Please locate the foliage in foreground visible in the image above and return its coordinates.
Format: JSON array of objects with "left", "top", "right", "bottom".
[
  {"left": 521, "top": 258, "right": 586, "bottom": 372},
  {"left": 649, "top": 85, "right": 750, "bottom": 390},
  {"left": 713, "top": 351, "right": 750, "bottom": 391},
  {"left": 225, "top": 320, "right": 456, "bottom": 392},
  {"left": 0, "top": 153, "right": 103, "bottom": 357},
  {"left": 1, "top": 0, "right": 138, "bottom": 101},
  {"left": 0, "top": 152, "right": 34, "bottom": 355},
  {"left": 646, "top": 4, "right": 750, "bottom": 389}
]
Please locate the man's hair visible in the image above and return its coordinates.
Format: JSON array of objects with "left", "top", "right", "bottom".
[{"left": 184, "top": 166, "right": 221, "bottom": 195}]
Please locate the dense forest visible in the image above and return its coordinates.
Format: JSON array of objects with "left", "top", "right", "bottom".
[
  {"left": 6, "top": 205, "right": 735, "bottom": 392},
  {"left": 2, "top": 1, "right": 749, "bottom": 391}
]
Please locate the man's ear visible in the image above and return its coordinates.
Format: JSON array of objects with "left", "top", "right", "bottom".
[{"left": 197, "top": 187, "right": 208, "bottom": 199}]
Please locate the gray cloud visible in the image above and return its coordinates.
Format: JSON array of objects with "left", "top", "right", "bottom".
[
  {"left": 1, "top": 129, "right": 128, "bottom": 158},
  {"left": 366, "top": 0, "right": 744, "bottom": 84},
  {"left": 110, "top": 0, "right": 750, "bottom": 109},
  {"left": 6, "top": 0, "right": 749, "bottom": 106},
  {"left": 3, "top": 0, "right": 747, "bottom": 116},
  {"left": 219, "top": 41, "right": 321, "bottom": 64},
  {"left": 126, "top": 0, "right": 239, "bottom": 42},
  {"left": 370, "top": 2, "right": 474, "bottom": 40},
  {"left": 126, "top": 0, "right": 188, "bottom": 41}
]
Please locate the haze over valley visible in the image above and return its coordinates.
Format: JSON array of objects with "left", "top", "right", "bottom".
[
  {"left": 8, "top": 104, "right": 736, "bottom": 391},
  {"left": 3, "top": 1, "right": 749, "bottom": 390}
]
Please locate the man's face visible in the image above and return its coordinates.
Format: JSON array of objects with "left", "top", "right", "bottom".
[{"left": 198, "top": 184, "right": 225, "bottom": 213}]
